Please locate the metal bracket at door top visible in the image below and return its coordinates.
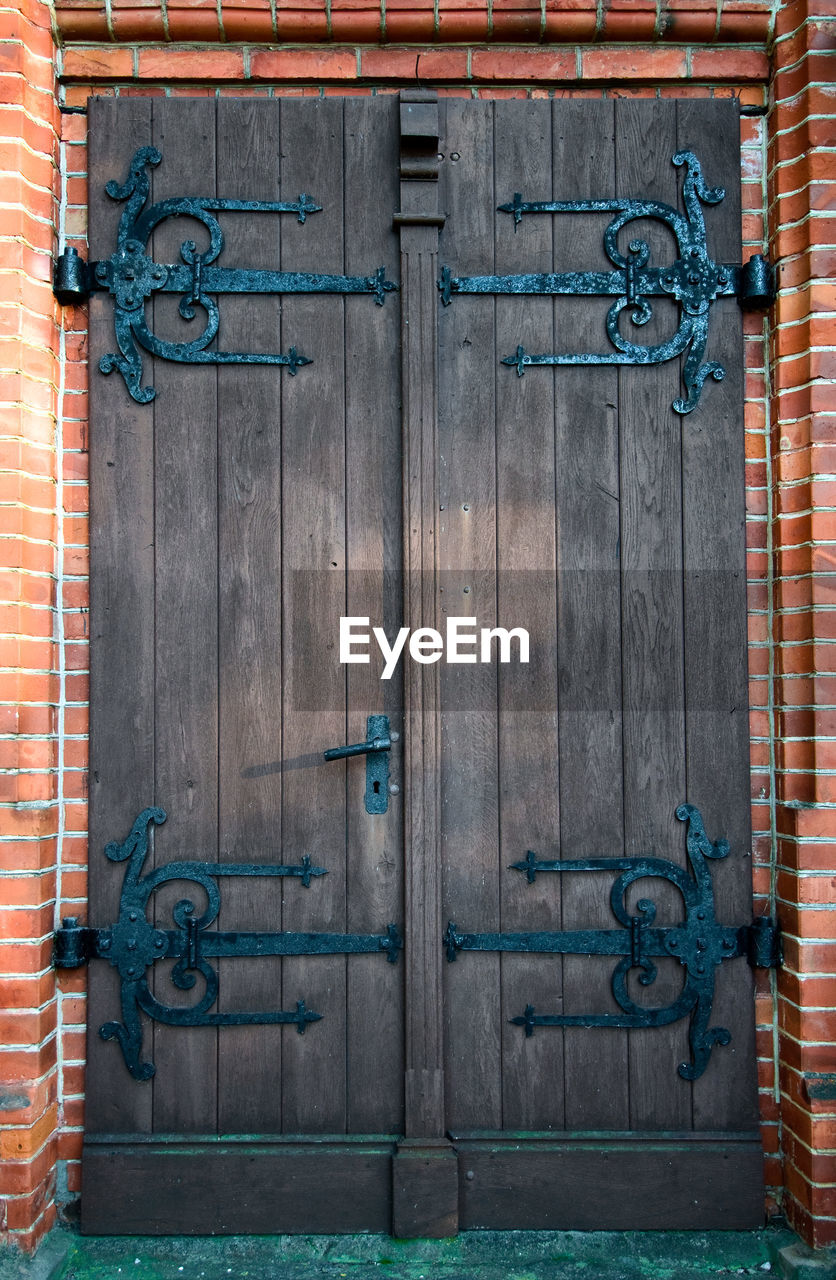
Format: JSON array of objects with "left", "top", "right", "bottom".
[
  {"left": 52, "top": 147, "right": 398, "bottom": 404},
  {"left": 54, "top": 807, "right": 402, "bottom": 1080},
  {"left": 444, "top": 804, "right": 781, "bottom": 1081},
  {"left": 439, "top": 150, "right": 774, "bottom": 415}
]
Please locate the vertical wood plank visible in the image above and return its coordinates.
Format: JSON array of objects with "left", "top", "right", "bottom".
[
  {"left": 149, "top": 98, "right": 219, "bottom": 1133},
  {"left": 677, "top": 100, "right": 759, "bottom": 1132},
  {"left": 492, "top": 101, "right": 563, "bottom": 1132},
  {"left": 393, "top": 90, "right": 459, "bottom": 1239},
  {"left": 279, "top": 97, "right": 347, "bottom": 1134},
  {"left": 86, "top": 95, "right": 154, "bottom": 1136},
  {"left": 343, "top": 96, "right": 404, "bottom": 1135},
  {"left": 215, "top": 97, "right": 284, "bottom": 1133},
  {"left": 553, "top": 99, "right": 630, "bottom": 1131},
  {"left": 396, "top": 91, "right": 447, "bottom": 1144},
  {"left": 438, "top": 100, "right": 502, "bottom": 1132},
  {"left": 616, "top": 100, "right": 691, "bottom": 1130}
]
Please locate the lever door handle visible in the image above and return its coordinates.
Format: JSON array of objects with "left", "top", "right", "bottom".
[
  {"left": 322, "top": 716, "right": 393, "bottom": 815},
  {"left": 323, "top": 723, "right": 391, "bottom": 761}
]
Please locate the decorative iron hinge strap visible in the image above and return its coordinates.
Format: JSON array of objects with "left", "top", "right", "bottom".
[
  {"left": 54, "top": 807, "right": 402, "bottom": 1081},
  {"left": 438, "top": 151, "right": 774, "bottom": 415},
  {"left": 53, "top": 146, "right": 398, "bottom": 404},
  {"left": 444, "top": 803, "right": 781, "bottom": 1082}
]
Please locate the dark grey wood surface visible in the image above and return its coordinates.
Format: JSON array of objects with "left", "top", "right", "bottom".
[
  {"left": 149, "top": 96, "right": 220, "bottom": 1136},
  {"left": 437, "top": 98, "right": 757, "bottom": 1161},
  {"left": 84, "top": 96, "right": 405, "bottom": 1230},
  {"left": 87, "top": 95, "right": 155, "bottom": 1139},
  {"left": 85, "top": 96, "right": 758, "bottom": 1233},
  {"left": 616, "top": 99, "right": 691, "bottom": 1129},
  {"left": 453, "top": 1132, "right": 765, "bottom": 1229},
  {"left": 438, "top": 100, "right": 503, "bottom": 1133},
  {"left": 215, "top": 96, "right": 286, "bottom": 1134},
  {"left": 344, "top": 96, "right": 405, "bottom": 1136},
  {"left": 554, "top": 99, "right": 628, "bottom": 1132}
]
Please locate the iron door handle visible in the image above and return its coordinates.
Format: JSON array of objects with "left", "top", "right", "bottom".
[
  {"left": 323, "top": 716, "right": 393, "bottom": 815},
  {"left": 323, "top": 733, "right": 391, "bottom": 761}
]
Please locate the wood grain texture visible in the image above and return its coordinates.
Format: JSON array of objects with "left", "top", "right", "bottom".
[
  {"left": 454, "top": 1133, "right": 765, "bottom": 1229},
  {"left": 83, "top": 96, "right": 760, "bottom": 1233},
  {"left": 86, "top": 94, "right": 155, "bottom": 1137},
  {"left": 279, "top": 97, "right": 348, "bottom": 1134},
  {"left": 344, "top": 95, "right": 404, "bottom": 1135},
  {"left": 492, "top": 100, "right": 563, "bottom": 1133},
  {"left": 397, "top": 92, "right": 447, "bottom": 1141},
  {"left": 216, "top": 97, "right": 285, "bottom": 1133},
  {"left": 676, "top": 99, "right": 758, "bottom": 1134},
  {"left": 82, "top": 1137, "right": 395, "bottom": 1234},
  {"left": 149, "top": 97, "right": 220, "bottom": 1135},
  {"left": 438, "top": 99, "right": 502, "bottom": 1134},
  {"left": 616, "top": 100, "right": 691, "bottom": 1129},
  {"left": 552, "top": 98, "right": 628, "bottom": 1132}
]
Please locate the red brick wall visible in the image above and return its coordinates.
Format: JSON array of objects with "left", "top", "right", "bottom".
[
  {"left": 769, "top": 0, "right": 836, "bottom": 1250},
  {"left": 1, "top": 0, "right": 834, "bottom": 1254},
  {"left": 0, "top": 0, "right": 62, "bottom": 1252}
]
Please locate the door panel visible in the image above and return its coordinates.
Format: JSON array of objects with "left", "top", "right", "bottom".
[
  {"left": 85, "top": 93, "right": 404, "bottom": 1232},
  {"left": 552, "top": 98, "right": 627, "bottom": 1133},
  {"left": 84, "top": 93, "right": 761, "bottom": 1234},
  {"left": 215, "top": 95, "right": 286, "bottom": 1134},
  {"left": 436, "top": 97, "right": 761, "bottom": 1222}
]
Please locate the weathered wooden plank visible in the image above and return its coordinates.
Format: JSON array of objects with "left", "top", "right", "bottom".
[
  {"left": 552, "top": 99, "right": 630, "bottom": 1131},
  {"left": 438, "top": 99, "right": 502, "bottom": 1132},
  {"left": 492, "top": 101, "right": 563, "bottom": 1133},
  {"left": 677, "top": 100, "right": 759, "bottom": 1134},
  {"left": 82, "top": 1137, "right": 395, "bottom": 1234},
  {"left": 215, "top": 97, "right": 285, "bottom": 1133},
  {"left": 616, "top": 100, "right": 691, "bottom": 1128},
  {"left": 279, "top": 98, "right": 348, "bottom": 1133},
  {"left": 393, "top": 91, "right": 459, "bottom": 1236},
  {"left": 343, "top": 96, "right": 405, "bottom": 1136},
  {"left": 454, "top": 1133, "right": 764, "bottom": 1229},
  {"left": 148, "top": 98, "right": 219, "bottom": 1133},
  {"left": 86, "top": 95, "right": 155, "bottom": 1136}
]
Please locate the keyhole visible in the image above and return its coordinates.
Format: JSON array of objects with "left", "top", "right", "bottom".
[{"left": 373, "top": 780, "right": 380, "bottom": 794}]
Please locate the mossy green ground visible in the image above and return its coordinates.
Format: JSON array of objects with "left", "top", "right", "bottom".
[{"left": 6, "top": 1227, "right": 833, "bottom": 1280}]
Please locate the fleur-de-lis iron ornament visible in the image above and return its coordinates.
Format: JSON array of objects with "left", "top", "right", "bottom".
[
  {"left": 444, "top": 804, "right": 781, "bottom": 1081},
  {"left": 439, "top": 151, "right": 773, "bottom": 414},
  {"left": 54, "top": 807, "right": 402, "bottom": 1080},
  {"left": 53, "top": 146, "right": 397, "bottom": 404},
  {"left": 53, "top": 145, "right": 771, "bottom": 411}
]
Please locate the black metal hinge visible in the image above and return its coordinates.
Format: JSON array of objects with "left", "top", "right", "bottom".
[
  {"left": 439, "top": 151, "right": 774, "bottom": 415},
  {"left": 53, "top": 146, "right": 397, "bottom": 404},
  {"left": 444, "top": 803, "right": 781, "bottom": 1081},
  {"left": 54, "top": 807, "right": 402, "bottom": 1081}
]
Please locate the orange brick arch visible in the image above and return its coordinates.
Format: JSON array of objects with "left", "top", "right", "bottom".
[{"left": 1, "top": 0, "right": 834, "bottom": 1254}]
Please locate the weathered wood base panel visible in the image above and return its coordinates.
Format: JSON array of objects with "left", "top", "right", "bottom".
[
  {"left": 452, "top": 1134, "right": 765, "bottom": 1231},
  {"left": 392, "top": 1138, "right": 459, "bottom": 1237},
  {"left": 81, "top": 1136, "right": 397, "bottom": 1235}
]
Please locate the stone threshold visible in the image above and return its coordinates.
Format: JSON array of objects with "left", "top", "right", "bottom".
[{"left": 2, "top": 1226, "right": 835, "bottom": 1280}]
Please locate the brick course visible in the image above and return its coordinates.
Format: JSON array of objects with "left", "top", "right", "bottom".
[
  {"left": 768, "top": 0, "right": 836, "bottom": 1249},
  {"left": 1, "top": 0, "right": 835, "bottom": 1256},
  {"left": 0, "top": 0, "right": 62, "bottom": 1254}
]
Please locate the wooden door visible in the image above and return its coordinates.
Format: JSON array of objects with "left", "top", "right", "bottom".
[
  {"left": 436, "top": 97, "right": 762, "bottom": 1229},
  {"left": 82, "top": 93, "right": 763, "bottom": 1235},
  {"left": 84, "top": 94, "right": 405, "bottom": 1233}
]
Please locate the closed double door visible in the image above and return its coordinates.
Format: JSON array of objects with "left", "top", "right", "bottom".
[{"left": 83, "top": 92, "right": 762, "bottom": 1235}]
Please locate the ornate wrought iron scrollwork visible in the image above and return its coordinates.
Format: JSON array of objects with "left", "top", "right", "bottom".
[
  {"left": 444, "top": 804, "right": 780, "bottom": 1081},
  {"left": 439, "top": 151, "right": 773, "bottom": 415},
  {"left": 54, "top": 807, "right": 402, "bottom": 1080},
  {"left": 55, "top": 146, "right": 398, "bottom": 403}
]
